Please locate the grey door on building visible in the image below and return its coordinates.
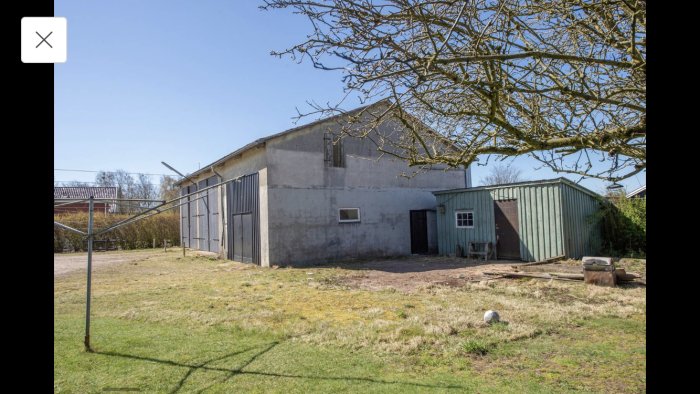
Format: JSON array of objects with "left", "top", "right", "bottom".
[
  {"left": 180, "top": 177, "right": 220, "bottom": 253},
  {"left": 231, "top": 213, "right": 253, "bottom": 263},
  {"left": 196, "top": 179, "right": 209, "bottom": 251},
  {"left": 180, "top": 186, "right": 191, "bottom": 248},
  {"left": 494, "top": 199, "right": 520, "bottom": 259},
  {"left": 206, "top": 176, "right": 220, "bottom": 253},
  {"left": 226, "top": 173, "right": 260, "bottom": 265}
]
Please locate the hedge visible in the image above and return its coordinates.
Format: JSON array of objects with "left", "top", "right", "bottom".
[{"left": 54, "top": 212, "right": 180, "bottom": 253}]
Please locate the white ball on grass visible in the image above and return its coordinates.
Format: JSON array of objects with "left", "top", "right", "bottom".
[{"left": 484, "top": 310, "right": 500, "bottom": 324}]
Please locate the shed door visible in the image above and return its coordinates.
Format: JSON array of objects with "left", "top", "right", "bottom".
[
  {"left": 232, "top": 213, "right": 253, "bottom": 263},
  {"left": 226, "top": 173, "right": 260, "bottom": 265},
  {"left": 410, "top": 210, "right": 428, "bottom": 254},
  {"left": 494, "top": 200, "right": 520, "bottom": 259}
]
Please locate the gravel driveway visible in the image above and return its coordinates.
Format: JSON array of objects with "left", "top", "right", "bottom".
[{"left": 53, "top": 250, "right": 169, "bottom": 276}]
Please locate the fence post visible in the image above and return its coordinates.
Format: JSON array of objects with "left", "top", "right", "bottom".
[
  {"left": 153, "top": 238, "right": 156, "bottom": 249},
  {"left": 164, "top": 239, "right": 167, "bottom": 252},
  {"left": 84, "top": 196, "right": 94, "bottom": 352}
]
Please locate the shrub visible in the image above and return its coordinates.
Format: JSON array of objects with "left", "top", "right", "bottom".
[
  {"left": 598, "top": 196, "right": 646, "bottom": 257},
  {"left": 54, "top": 212, "right": 180, "bottom": 252}
]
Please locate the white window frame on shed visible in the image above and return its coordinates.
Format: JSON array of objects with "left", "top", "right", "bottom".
[
  {"left": 338, "top": 208, "right": 361, "bottom": 223},
  {"left": 455, "top": 210, "right": 474, "bottom": 228}
]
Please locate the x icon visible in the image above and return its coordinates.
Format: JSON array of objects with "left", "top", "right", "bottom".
[{"left": 35, "top": 31, "right": 53, "bottom": 48}]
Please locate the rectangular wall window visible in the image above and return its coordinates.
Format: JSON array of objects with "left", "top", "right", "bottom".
[
  {"left": 455, "top": 210, "right": 474, "bottom": 228},
  {"left": 339, "top": 208, "right": 360, "bottom": 223}
]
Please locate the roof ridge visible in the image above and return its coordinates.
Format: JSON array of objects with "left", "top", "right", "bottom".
[
  {"left": 433, "top": 177, "right": 601, "bottom": 197},
  {"left": 179, "top": 100, "right": 392, "bottom": 183}
]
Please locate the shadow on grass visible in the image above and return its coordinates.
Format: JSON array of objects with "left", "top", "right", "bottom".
[
  {"left": 617, "top": 281, "right": 646, "bottom": 289},
  {"left": 95, "top": 341, "right": 466, "bottom": 392}
]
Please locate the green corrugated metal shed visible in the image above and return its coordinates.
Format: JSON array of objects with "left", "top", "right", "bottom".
[{"left": 433, "top": 178, "right": 603, "bottom": 261}]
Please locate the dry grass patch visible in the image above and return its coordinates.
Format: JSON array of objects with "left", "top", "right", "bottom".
[{"left": 55, "top": 251, "right": 645, "bottom": 392}]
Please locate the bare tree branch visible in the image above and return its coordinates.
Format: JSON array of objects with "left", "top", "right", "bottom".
[{"left": 262, "top": 0, "right": 646, "bottom": 181}]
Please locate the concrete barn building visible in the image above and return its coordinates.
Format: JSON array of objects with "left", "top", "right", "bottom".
[
  {"left": 177, "top": 102, "right": 470, "bottom": 266},
  {"left": 433, "top": 178, "right": 603, "bottom": 262}
]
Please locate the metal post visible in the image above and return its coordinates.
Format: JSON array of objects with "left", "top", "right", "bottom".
[{"left": 84, "top": 196, "right": 94, "bottom": 352}]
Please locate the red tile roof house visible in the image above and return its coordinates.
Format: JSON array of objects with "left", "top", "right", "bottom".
[{"left": 54, "top": 187, "right": 118, "bottom": 215}]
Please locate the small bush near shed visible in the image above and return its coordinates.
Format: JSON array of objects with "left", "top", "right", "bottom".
[{"left": 598, "top": 196, "right": 646, "bottom": 257}]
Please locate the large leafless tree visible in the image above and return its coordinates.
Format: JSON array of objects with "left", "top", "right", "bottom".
[
  {"left": 262, "top": 0, "right": 645, "bottom": 181},
  {"left": 483, "top": 163, "right": 524, "bottom": 185},
  {"left": 95, "top": 170, "right": 159, "bottom": 213}
]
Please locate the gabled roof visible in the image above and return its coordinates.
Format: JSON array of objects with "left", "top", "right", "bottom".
[
  {"left": 54, "top": 187, "right": 118, "bottom": 200},
  {"left": 177, "top": 100, "right": 392, "bottom": 185},
  {"left": 626, "top": 185, "right": 646, "bottom": 198},
  {"left": 432, "top": 177, "right": 601, "bottom": 199}
]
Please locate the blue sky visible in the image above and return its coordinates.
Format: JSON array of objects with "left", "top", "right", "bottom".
[{"left": 55, "top": 0, "right": 645, "bottom": 195}]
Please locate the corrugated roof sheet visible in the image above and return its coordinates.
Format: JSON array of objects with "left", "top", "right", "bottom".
[
  {"left": 54, "top": 187, "right": 118, "bottom": 199},
  {"left": 432, "top": 177, "right": 601, "bottom": 198},
  {"left": 626, "top": 184, "right": 646, "bottom": 198}
]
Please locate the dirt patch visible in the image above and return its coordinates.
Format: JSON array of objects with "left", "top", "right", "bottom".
[
  {"left": 328, "top": 256, "right": 523, "bottom": 292},
  {"left": 53, "top": 249, "right": 217, "bottom": 276}
]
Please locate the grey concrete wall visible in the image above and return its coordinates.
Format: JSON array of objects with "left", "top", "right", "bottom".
[
  {"left": 263, "top": 116, "right": 468, "bottom": 265},
  {"left": 266, "top": 116, "right": 470, "bottom": 190},
  {"left": 186, "top": 145, "right": 267, "bottom": 186},
  {"left": 426, "top": 210, "right": 438, "bottom": 253},
  {"left": 266, "top": 186, "right": 439, "bottom": 265},
  {"left": 258, "top": 168, "right": 270, "bottom": 267},
  {"left": 214, "top": 146, "right": 267, "bottom": 183}
]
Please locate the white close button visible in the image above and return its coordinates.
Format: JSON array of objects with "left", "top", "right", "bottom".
[{"left": 21, "top": 17, "right": 67, "bottom": 63}]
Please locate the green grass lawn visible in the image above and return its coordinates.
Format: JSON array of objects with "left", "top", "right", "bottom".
[{"left": 55, "top": 252, "right": 646, "bottom": 393}]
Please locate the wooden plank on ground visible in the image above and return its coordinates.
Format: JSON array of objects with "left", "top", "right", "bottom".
[
  {"left": 516, "top": 265, "right": 582, "bottom": 274},
  {"left": 550, "top": 273, "right": 584, "bottom": 280},
  {"left": 512, "top": 255, "right": 566, "bottom": 269},
  {"left": 483, "top": 271, "right": 582, "bottom": 282}
]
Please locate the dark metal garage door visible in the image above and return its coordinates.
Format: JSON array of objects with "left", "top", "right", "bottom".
[
  {"left": 227, "top": 173, "right": 260, "bottom": 265},
  {"left": 232, "top": 213, "right": 253, "bottom": 262}
]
